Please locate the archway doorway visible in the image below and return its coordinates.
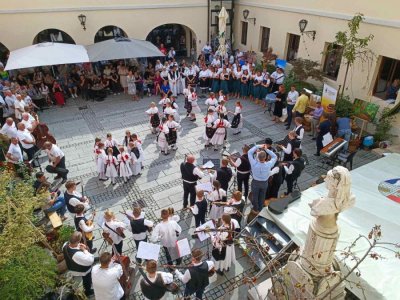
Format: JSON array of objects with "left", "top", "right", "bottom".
[
  {"left": 0, "top": 42, "right": 9, "bottom": 65},
  {"left": 33, "top": 29, "right": 75, "bottom": 44},
  {"left": 94, "top": 25, "right": 128, "bottom": 43},
  {"left": 146, "top": 24, "right": 196, "bottom": 58}
]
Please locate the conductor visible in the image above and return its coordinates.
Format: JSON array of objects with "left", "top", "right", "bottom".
[{"left": 180, "top": 155, "right": 205, "bottom": 209}]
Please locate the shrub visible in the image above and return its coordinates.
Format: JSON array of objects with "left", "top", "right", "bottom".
[{"left": 335, "top": 95, "right": 354, "bottom": 118}]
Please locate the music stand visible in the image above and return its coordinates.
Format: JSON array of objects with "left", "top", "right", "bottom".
[{"left": 202, "top": 158, "right": 220, "bottom": 169}]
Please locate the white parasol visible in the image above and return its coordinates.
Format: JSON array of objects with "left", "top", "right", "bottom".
[{"left": 217, "top": 7, "right": 228, "bottom": 57}]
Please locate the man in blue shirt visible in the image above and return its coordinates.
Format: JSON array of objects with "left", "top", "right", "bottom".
[
  {"left": 248, "top": 144, "right": 277, "bottom": 212},
  {"left": 336, "top": 117, "right": 352, "bottom": 151}
]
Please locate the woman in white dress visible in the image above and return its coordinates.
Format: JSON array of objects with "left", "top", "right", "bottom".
[
  {"left": 166, "top": 114, "right": 181, "bottom": 151},
  {"left": 104, "top": 148, "right": 118, "bottom": 185},
  {"left": 205, "top": 92, "right": 219, "bottom": 120},
  {"left": 145, "top": 102, "right": 160, "bottom": 134},
  {"left": 157, "top": 117, "right": 170, "bottom": 155},
  {"left": 128, "top": 141, "right": 141, "bottom": 176},
  {"left": 96, "top": 142, "right": 107, "bottom": 181},
  {"left": 132, "top": 134, "right": 144, "bottom": 170},
  {"left": 212, "top": 214, "right": 239, "bottom": 275},
  {"left": 229, "top": 101, "right": 243, "bottom": 135},
  {"left": 204, "top": 109, "right": 216, "bottom": 148},
  {"left": 126, "top": 70, "right": 137, "bottom": 101},
  {"left": 210, "top": 115, "right": 231, "bottom": 151},
  {"left": 117, "top": 146, "right": 132, "bottom": 183},
  {"left": 208, "top": 180, "right": 226, "bottom": 220},
  {"left": 188, "top": 87, "right": 201, "bottom": 121}
]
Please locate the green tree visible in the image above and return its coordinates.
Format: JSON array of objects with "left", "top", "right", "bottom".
[{"left": 328, "top": 13, "right": 374, "bottom": 98}]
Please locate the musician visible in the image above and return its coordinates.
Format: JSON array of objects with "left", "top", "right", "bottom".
[
  {"left": 151, "top": 209, "right": 182, "bottom": 268},
  {"left": 43, "top": 141, "right": 69, "bottom": 183},
  {"left": 16, "top": 122, "right": 38, "bottom": 161},
  {"left": 190, "top": 190, "right": 207, "bottom": 227},
  {"left": 248, "top": 144, "right": 277, "bottom": 212},
  {"left": 277, "top": 131, "right": 300, "bottom": 162},
  {"left": 140, "top": 260, "right": 174, "bottom": 300},
  {"left": 293, "top": 117, "right": 305, "bottom": 147},
  {"left": 175, "top": 248, "right": 214, "bottom": 300},
  {"left": 227, "top": 191, "right": 245, "bottom": 225},
  {"left": 64, "top": 180, "right": 90, "bottom": 213},
  {"left": 92, "top": 252, "right": 124, "bottom": 300},
  {"left": 62, "top": 231, "right": 94, "bottom": 296},
  {"left": 214, "top": 158, "right": 233, "bottom": 192},
  {"left": 265, "top": 160, "right": 283, "bottom": 200},
  {"left": 102, "top": 210, "right": 127, "bottom": 255},
  {"left": 0, "top": 117, "right": 17, "bottom": 138},
  {"left": 74, "top": 204, "right": 97, "bottom": 254},
  {"left": 229, "top": 145, "right": 251, "bottom": 200},
  {"left": 180, "top": 155, "right": 205, "bottom": 208},
  {"left": 315, "top": 112, "right": 332, "bottom": 157},
  {"left": 207, "top": 180, "right": 226, "bottom": 220},
  {"left": 282, "top": 148, "right": 305, "bottom": 196},
  {"left": 129, "top": 206, "right": 154, "bottom": 264},
  {"left": 212, "top": 214, "right": 239, "bottom": 275}
]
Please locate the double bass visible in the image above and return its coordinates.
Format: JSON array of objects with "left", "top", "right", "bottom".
[{"left": 31, "top": 113, "right": 56, "bottom": 149}]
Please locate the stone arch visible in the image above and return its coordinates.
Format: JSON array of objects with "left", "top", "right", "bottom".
[
  {"left": 94, "top": 25, "right": 128, "bottom": 43},
  {"left": 33, "top": 28, "right": 76, "bottom": 44}
]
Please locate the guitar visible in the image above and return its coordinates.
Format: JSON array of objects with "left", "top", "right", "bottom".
[{"left": 85, "top": 210, "right": 96, "bottom": 241}]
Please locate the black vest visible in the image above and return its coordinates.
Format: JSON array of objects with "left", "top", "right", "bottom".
[
  {"left": 291, "top": 158, "right": 305, "bottom": 179},
  {"left": 237, "top": 154, "right": 250, "bottom": 172},
  {"left": 130, "top": 218, "right": 147, "bottom": 234},
  {"left": 283, "top": 140, "right": 300, "bottom": 162},
  {"left": 63, "top": 245, "right": 91, "bottom": 273},
  {"left": 216, "top": 167, "right": 233, "bottom": 190},
  {"left": 74, "top": 215, "right": 87, "bottom": 232},
  {"left": 186, "top": 261, "right": 209, "bottom": 292},
  {"left": 140, "top": 273, "right": 166, "bottom": 300},
  {"left": 295, "top": 125, "right": 304, "bottom": 142},
  {"left": 195, "top": 199, "right": 207, "bottom": 220},
  {"left": 64, "top": 191, "right": 78, "bottom": 213},
  {"left": 181, "top": 163, "right": 199, "bottom": 182}
]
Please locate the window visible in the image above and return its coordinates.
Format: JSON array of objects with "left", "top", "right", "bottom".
[
  {"left": 260, "top": 27, "right": 270, "bottom": 52},
  {"left": 286, "top": 34, "right": 300, "bottom": 61},
  {"left": 241, "top": 21, "right": 248, "bottom": 45},
  {"left": 373, "top": 56, "right": 400, "bottom": 99},
  {"left": 323, "top": 43, "right": 343, "bottom": 80}
]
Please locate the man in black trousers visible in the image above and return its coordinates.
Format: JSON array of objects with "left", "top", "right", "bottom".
[{"left": 180, "top": 155, "right": 205, "bottom": 209}]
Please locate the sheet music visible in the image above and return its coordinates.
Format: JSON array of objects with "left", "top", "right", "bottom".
[
  {"left": 176, "top": 238, "right": 191, "bottom": 258},
  {"left": 96, "top": 215, "right": 105, "bottom": 227},
  {"left": 202, "top": 160, "right": 215, "bottom": 169},
  {"left": 197, "top": 182, "right": 213, "bottom": 192},
  {"left": 137, "top": 242, "right": 161, "bottom": 260},
  {"left": 196, "top": 220, "right": 215, "bottom": 242},
  {"left": 322, "top": 133, "right": 333, "bottom": 147}
]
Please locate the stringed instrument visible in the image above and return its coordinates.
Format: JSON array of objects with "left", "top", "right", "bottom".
[
  {"left": 85, "top": 210, "right": 96, "bottom": 240},
  {"left": 33, "top": 122, "right": 56, "bottom": 149}
]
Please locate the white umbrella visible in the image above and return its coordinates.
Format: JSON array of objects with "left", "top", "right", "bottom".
[
  {"left": 86, "top": 37, "right": 164, "bottom": 62},
  {"left": 217, "top": 7, "right": 228, "bottom": 57},
  {"left": 5, "top": 42, "right": 90, "bottom": 71}
]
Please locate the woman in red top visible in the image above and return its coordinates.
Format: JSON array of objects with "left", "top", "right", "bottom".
[
  {"left": 52, "top": 81, "right": 65, "bottom": 106},
  {"left": 153, "top": 71, "right": 163, "bottom": 96}
]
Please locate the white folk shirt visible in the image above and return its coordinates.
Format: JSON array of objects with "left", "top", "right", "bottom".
[
  {"left": 0, "top": 122, "right": 17, "bottom": 138},
  {"left": 287, "top": 91, "right": 299, "bottom": 106},
  {"left": 46, "top": 144, "right": 65, "bottom": 162},
  {"left": 102, "top": 220, "right": 127, "bottom": 245},
  {"left": 104, "top": 138, "right": 118, "bottom": 149},
  {"left": 166, "top": 120, "right": 181, "bottom": 130},
  {"left": 205, "top": 98, "right": 218, "bottom": 109},
  {"left": 159, "top": 97, "right": 171, "bottom": 106},
  {"left": 175, "top": 261, "right": 214, "bottom": 283},
  {"left": 146, "top": 107, "right": 159, "bottom": 115},
  {"left": 92, "top": 263, "right": 124, "bottom": 300},
  {"left": 151, "top": 220, "right": 182, "bottom": 248},
  {"left": 199, "top": 70, "right": 209, "bottom": 79},
  {"left": 65, "top": 191, "right": 91, "bottom": 211},
  {"left": 7, "top": 143, "right": 23, "bottom": 163},
  {"left": 216, "top": 105, "right": 227, "bottom": 116},
  {"left": 62, "top": 243, "right": 94, "bottom": 276},
  {"left": 17, "top": 129, "right": 34, "bottom": 149}
]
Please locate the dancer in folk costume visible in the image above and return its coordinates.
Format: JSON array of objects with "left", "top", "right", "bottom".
[
  {"left": 163, "top": 102, "right": 177, "bottom": 121},
  {"left": 204, "top": 109, "right": 216, "bottom": 149},
  {"left": 105, "top": 133, "right": 119, "bottom": 157},
  {"left": 117, "top": 145, "right": 132, "bottom": 183},
  {"left": 183, "top": 85, "right": 192, "bottom": 117},
  {"left": 157, "top": 117, "right": 170, "bottom": 155},
  {"left": 127, "top": 70, "right": 138, "bottom": 101},
  {"left": 212, "top": 214, "right": 239, "bottom": 275},
  {"left": 218, "top": 90, "right": 227, "bottom": 104},
  {"left": 216, "top": 100, "right": 228, "bottom": 121},
  {"left": 93, "top": 137, "right": 101, "bottom": 160},
  {"left": 166, "top": 114, "right": 181, "bottom": 151},
  {"left": 188, "top": 87, "right": 201, "bottom": 121},
  {"left": 169, "top": 95, "right": 181, "bottom": 122},
  {"left": 229, "top": 101, "right": 243, "bottom": 135},
  {"left": 96, "top": 142, "right": 108, "bottom": 181},
  {"left": 211, "top": 114, "right": 231, "bottom": 151},
  {"left": 158, "top": 92, "right": 170, "bottom": 113},
  {"left": 168, "top": 65, "right": 179, "bottom": 97},
  {"left": 128, "top": 141, "right": 141, "bottom": 176},
  {"left": 104, "top": 148, "right": 118, "bottom": 185},
  {"left": 146, "top": 102, "right": 160, "bottom": 134},
  {"left": 131, "top": 133, "right": 144, "bottom": 170},
  {"left": 122, "top": 130, "right": 133, "bottom": 148},
  {"left": 205, "top": 92, "right": 219, "bottom": 119},
  {"left": 207, "top": 180, "right": 227, "bottom": 220}
]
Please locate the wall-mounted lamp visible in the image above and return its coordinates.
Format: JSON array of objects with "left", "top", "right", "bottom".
[
  {"left": 78, "top": 14, "right": 87, "bottom": 31},
  {"left": 299, "top": 19, "right": 316, "bottom": 41},
  {"left": 243, "top": 9, "right": 256, "bottom": 25}
]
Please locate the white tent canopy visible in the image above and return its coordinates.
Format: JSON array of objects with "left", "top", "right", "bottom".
[
  {"left": 86, "top": 37, "right": 164, "bottom": 62},
  {"left": 262, "top": 154, "right": 400, "bottom": 299},
  {"left": 5, "top": 42, "right": 90, "bottom": 71}
]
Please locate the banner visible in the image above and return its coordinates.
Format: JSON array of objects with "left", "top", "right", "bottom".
[{"left": 321, "top": 84, "right": 338, "bottom": 111}]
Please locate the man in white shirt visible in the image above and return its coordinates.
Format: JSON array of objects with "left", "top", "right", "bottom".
[
  {"left": 64, "top": 181, "right": 91, "bottom": 213},
  {"left": 0, "top": 117, "right": 17, "bottom": 138},
  {"left": 6, "top": 137, "right": 23, "bottom": 164},
  {"left": 14, "top": 94, "right": 26, "bottom": 121},
  {"left": 175, "top": 248, "right": 214, "bottom": 300},
  {"left": 92, "top": 252, "right": 124, "bottom": 300},
  {"left": 3, "top": 90, "right": 16, "bottom": 118},
  {"left": 285, "top": 85, "right": 299, "bottom": 129},
  {"left": 140, "top": 260, "right": 174, "bottom": 300},
  {"left": 63, "top": 231, "right": 94, "bottom": 296},
  {"left": 43, "top": 141, "right": 69, "bottom": 182},
  {"left": 0, "top": 94, "right": 6, "bottom": 124},
  {"left": 20, "top": 112, "right": 37, "bottom": 132},
  {"left": 17, "top": 122, "right": 38, "bottom": 161},
  {"left": 180, "top": 155, "right": 205, "bottom": 208},
  {"left": 151, "top": 209, "right": 182, "bottom": 268}
]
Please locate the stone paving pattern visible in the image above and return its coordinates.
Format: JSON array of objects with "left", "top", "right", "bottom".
[{"left": 38, "top": 93, "right": 379, "bottom": 299}]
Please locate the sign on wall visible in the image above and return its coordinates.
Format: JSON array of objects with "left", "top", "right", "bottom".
[
  {"left": 321, "top": 84, "right": 338, "bottom": 111},
  {"left": 352, "top": 98, "right": 380, "bottom": 122}
]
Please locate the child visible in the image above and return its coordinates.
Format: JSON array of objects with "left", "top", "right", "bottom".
[
  {"left": 188, "top": 87, "right": 200, "bottom": 121},
  {"left": 218, "top": 90, "right": 227, "bottom": 104},
  {"left": 104, "top": 148, "right": 118, "bottom": 185},
  {"left": 229, "top": 101, "right": 243, "bottom": 135},
  {"left": 157, "top": 117, "right": 170, "bottom": 155},
  {"left": 204, "top": 109, "right": 216, "bottom": 148},
  {"left": 158, "top": 92, "right": 170, "bottom": 113},
  {"left": 96, "top": 142, "right": 107, "bottom": 181},
  {"left": 205, "top": 92, "right": 219, "bottom": 119},
  {"left": 131, "top": 133, "right": 144, "bottom": 170},
  {"left": 166, "top": 114, "right": 181, "bottom": 151},
  {"left": 105, "top": 133, "right": 119, "bottom": 157},
  {"left": 128, "top": 141, "right": 141, "bottom": 176},
  {"left": 145, "top": 102, "right": 160, "bottom": 134},
  {"left": 93, "top": 137, "right": 101, "bottom": 164},
  {"left": 211, "top": 114, "right": 231, "bottom": 151},
  {"left": 183, "top": 85, "right": 191, "bottom": 117},
  {"left": 190, "top": 190, "right": 207, "bottom": 227},
  {"left": 207, "top": 180, "right": 226, "bottom": 220},
  {"left": 117, "top": 146, "right": 132, "bottom": 183}
]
